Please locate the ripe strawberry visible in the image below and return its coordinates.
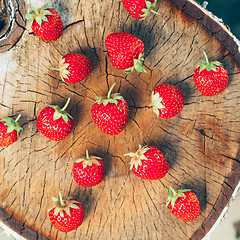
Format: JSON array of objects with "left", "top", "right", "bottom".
[
  {"left": 167, "top": 187, "right": 200, "bottom": 222},
  {"left": 91, "top": 83, "right": 129, "bottom": 135},
  {"left": 48, "top": 190, "right": 84, "bottom": 232},
  {"left": 125, "top": 145, "right": 168, "bottom": 180},
  {"left": 122, "top": 0, "right": 160, "bottom": 19},
  {"left": 105, "top": 32, "right": 147, "bottom": 73},
  {"left": 52, "top": 53, "right": 92, "bottom": 83},
  {"left": 73, "top": 150, "right": 105, "bottom": 187},
  {"left": 0, "top": 114, "right": 22, "bottom": 147},
  {"left": 25, "top": 5, "right": 63, "bottom": 42},
  {"left": 150, "top": 84, "right": 184, "bottom": 119},
  {"left": 37, "top": 98, "right": 73, "bottom": 141},
  {"left": 193, "top": 52, "right": 228, "bottom": 96}
]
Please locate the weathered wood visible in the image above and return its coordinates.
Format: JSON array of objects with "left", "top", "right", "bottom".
[
  {"left": 0, "top": 0, "right": 26, "bottom": 53},
  {"left": 0, "top": 0, "right": 239, "bottom": 239}
]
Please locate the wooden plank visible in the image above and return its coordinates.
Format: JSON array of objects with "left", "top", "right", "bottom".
[{"left": 0, "top": 0, "right": 239, "bottom": 239}]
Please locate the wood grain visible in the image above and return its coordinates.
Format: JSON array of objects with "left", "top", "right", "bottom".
[{"left": 0, "top": 0, "right": 239, "bottom": 239}]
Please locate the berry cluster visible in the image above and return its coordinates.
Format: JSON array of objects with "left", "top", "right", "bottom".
[{"left": 0, "top": 0, "right": 228, "bottom": 234}]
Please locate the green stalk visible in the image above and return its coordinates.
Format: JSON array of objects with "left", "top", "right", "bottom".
[
  {"left": 107, "top": 83, "right": 116, "bottom": 99},
  {"left": 86, "top": 149, "right": 90, "bottom": 159},
  {"left": 51, "top": 67, "right": 61, "bottom": 71},
  {"left": 203, "top": 51, "right": 209, "bottom": 64},
  {"left": 61, "top": 98, "right": 70, "bottom": 112},
  {"left": 14, "top": 114, "right": 21, "bottom": 123},
  {"left": 58, "top": 191, "right": 66, "bottom": 207}
]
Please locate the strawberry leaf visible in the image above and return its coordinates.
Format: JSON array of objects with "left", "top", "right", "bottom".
[
  {"left": 140, "top": 0, "right": 159, "bottom": 19},
  {"left": 54, "top": 207, "right": 61, "bottom": 216},
  {"left": 43, "top": 10, "right": 53, "bottom": 16},
  {"left": 199, "top": 65, "right": 206, "bottom": 73},
  {"left": 197, "top": 52, "right": 223, "bottom": 73},
  {"left": 62, "top": 114, "right": 69, "bottom": 123},
  {"left": 69, "top": 203, "right": 80, "bottom": 209},
  {"left": 52, "top": 197, "right": 59, "bottom": 202},
  {"left": 41, "top": 15, "right": 48, "bottom": 22},
  {"left": 146, "top": 1, "right": 152, "bottom": 8},
  {"left": 36, "top": 16, "right": 42, "bottom": 26},
  {"left": 206, "top": 65, "right": 211, "bottom": 71},
  {"left": 60, "top": 210, "right": 64, "bottom": 218},
  {"left": 65, "top": 207, "right": 71, "bottom": 217},
  {"left": 1, "top": 115, "right": 22, "bottom": 136},
  {"left": 210, "top": 64, "right": 217, "bottom": 72},
  {"left": 25, "top": 13, "right": 33, "bottom": 20}
]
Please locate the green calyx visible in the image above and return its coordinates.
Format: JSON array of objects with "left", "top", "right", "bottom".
[
  {"left": 1, "top": 114, "right": 23, "bottom": 136},
  {"left": 95, "top": 83, "right": 123, "bottom": 106},
  {"left": 166, "top": 187, "right": 191, "bottom": 208},
  {"left": 75, "top": 149, "right": 102, "bottom": 169},
  {"left": 124, "top": 53, "right": 147, "bottom": 74},
  {"left": 49, "top": 98, "right": 73, "bottom": 123},
  {"left": 196, "top": 51, "right": 222, "bottom": 73},
  {"left": 25, "top": 5, "right": 53, "bottom": 27},
  {"left": 141, "top": 0, "right": 160, "bottom": 19},
  {"left": 48, "top": 190, "right": 80, "bottom": 218},
  {"left": 149, "top": 91, "right": 165, "bottom": 116},
  {"left": 51, "top": 57, "right": 70, "bottom": 83},
  {"left": 124, "top": 145, "right": 150, "bottom": 170}
]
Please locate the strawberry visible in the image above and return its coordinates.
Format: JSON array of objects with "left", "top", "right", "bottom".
[
  {"left": 25, "top": 5, "right": 63, "bottom": 42},
  {"left": 48, "top": 190, "right": 84, "bottom": 232},
  {"left": 150, "top": 84, "right": 184, "bottom": 119},
  {"left": 125, "top": 145, "right": 168, "bottom": 180},
  {"left": 73, "top": 150, "right": 105, "bottom": 187},
  {"left": 91, "top": 83, "right": 129, "bottom": 135},
  {"left": 0, "top": 114, "right": 22, "bottom": 147},
  {"left": 167, "top": 187, "right": 200, "bottom": 222},
  {"left": 52, "top": 53, "right": 92, "bottom": 83},
  {"left": 37, "top": 98, "right": 73, "bottom": 141},
  {"left": 122, "top": 0, "right": 160, "bottom": 19},
  {"left": 105, "top": 32, "right": 147, "bottom": 73},
  {"left": 193, "top": 52, "right": 228, "bottom": 96}
]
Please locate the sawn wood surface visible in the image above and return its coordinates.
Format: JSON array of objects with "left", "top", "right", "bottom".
[{"left": 0, "top": 0, "right": 239, "bottom": 239}]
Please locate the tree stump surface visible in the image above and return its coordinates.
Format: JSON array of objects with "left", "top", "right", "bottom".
[{"left": 0, "top": 0, "right": 239, "bottom": 240}]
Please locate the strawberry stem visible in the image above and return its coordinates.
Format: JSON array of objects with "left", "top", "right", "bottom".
[
  {"left": 169, "top": 187, "right": 176, "bottom": 196},
  {"left": 14, "top": 114, "right": 21, "bottom": 124},
  {"left": 203, "top": 51, "right": 209, "bottom": 64},
  {"left": 61, "top": 98, "right": 70, "bottom": 112},
  {"left": 107, "top": 83, "right": 116, "bottom": 99},
  {"left": 58, "top": 190, "right": 66, "bottom": 207},
  {"left": 29, "top": 5, "right": 39, "bottom": 15},
  {"left": 51, "top": 67, "right": 62, "bottom": 71},
  {"left": 86, "top": 149, "right": 90, "bottom": 159},
  {"left": 150, "top": 9, "right": 160, "bottom": 15}
]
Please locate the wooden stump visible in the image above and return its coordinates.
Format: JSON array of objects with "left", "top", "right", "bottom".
[{"left": 0, "top": 0, "right": 239, "bottom": 239}]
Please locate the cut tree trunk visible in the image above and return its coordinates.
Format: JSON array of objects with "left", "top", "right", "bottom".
[{"left": 0, "top": 0, "right": 239, "bottom": 239}]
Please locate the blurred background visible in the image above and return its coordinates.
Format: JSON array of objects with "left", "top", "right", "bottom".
[{"left": 198, "top": 0, "right": 240, "bottom": 39}]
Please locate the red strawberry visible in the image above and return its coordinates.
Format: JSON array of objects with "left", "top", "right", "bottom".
[
  {"left": 91, "top": 83, "right": 129, "bottom": 135},
  {"left": 193, "top": 52, "right": 228, "bottom": 96},
  {"left": 48, "top": 190, "right": 84, "bottom": 232},
  {"left": 122, "top": 0, "right": 160, "bottom": 19},
  {"left": 52, "top": 53, "right": 92, "bottom": 83},
  {"left": 25, "top": 5, "right": 63, "bottom": 42},
  {"left": 0, "top": 114, "right": 22, "bottom": 147},
  {"left": 37, "top": 98, "right": 73, "bottom": 141},
  {"left": 167, "top": 187, "right": 200, "bottom": 222},
  {"left": 125, "top": 145, "right": 168, "bottom": 180},
  {"left": 150, "top": 84, "right": 184, "bottom": 119},
  {"left": 73, "top": 150, "right": 105, "bottom": 187},
  {"left": 105, "top": 32, "right": 147, "bottom": 73}
]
